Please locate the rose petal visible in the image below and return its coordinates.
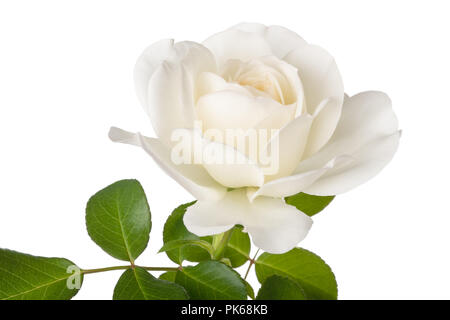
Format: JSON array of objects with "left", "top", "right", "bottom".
[
  {"left": 296, "top": 91, "right": 400, "bottom": 195},
  {"left": 201, "top": 142, "right": 265, "bottom": 188},
  {"left": 230, "top": 23, "right": 308, "bottom": 59},
  {"left": 184, "top": 189, "right": 313, "bottom": 254},
  {"left": 203, "top": 29, "right": 272, "bottom": 66},
  {"left": 134, "top": 39, "right": 176, "bottom": 109},
  {"left": 257, "top": 56, "right": 305, "bottom": 111},
  {"left": 183, "top": 191, "right": 243, "bottom": 237},
  {"left": 284, "top": 45, "right": 344, "bottom": 115},
  {"left": 303, "top": 97, "right": 343, "bottom": 157},
  {"left": 196, "top": 71, "right": 250, "bottom": 99},
  {"left": 304, "top": 132, "right": 400, "bottom": 195},
  {"left": 189, "top": 129, "right": 265, "bottom": 188},
  {"left": 196, "top": 90, "right": 292, "bottom": 132},
  {"left": 263, "top": 114, "right": 313, "bottom": 180},
  {"left": 169, "top": 128, "right": 265, "bottom": 188},
  {"left": 137, "top": 41, "right": 216, "bottom": 143},
  {"left": 247, "top": 155, "right": 353, "bottom": 201},
  {"left": 244, "top": 194, "right": 313, "bottom": 254},
  {"left": 108, "top": 127, "right": 226, "bottom": 200},
  {"left": 284, "top": 45, "right": 344, "bottom": 153}
]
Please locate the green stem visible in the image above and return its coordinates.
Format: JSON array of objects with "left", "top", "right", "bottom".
[
  {"left": 81, "top": 265, "right": 180, "bottom": 275},
  {"left": 212, "top": 229, "right": 234, "bottom": 260},
  {"left": 140, "top": 266, "right": 181, "bottom": 272}
]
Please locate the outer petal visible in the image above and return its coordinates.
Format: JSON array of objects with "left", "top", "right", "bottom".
[
  {"left": 304, "top": 132, "right": 400, "bottom": 195},
  {"left": 263, "top": 114, "right": 313, "bottom": 180},
  {"left": 108, "top": 127, "right": 226, "bottom": 200},
  {"left": 229, "top": 23, "right": 308, "bottom": 59},
  {"left": 182, "top": 191, "right": 244, "bottom": 236},
  {"left": 284, "top": 45, "right": 344, "bottom": 155},
  {"left": 134, "top": 39, "right": 176, "bottom": 109},
  {"left": 303, "top": 97, "right": 342, "bottom": 157},
  {"left": 203, "top": 29, "right": 272, "bottom": 66},
  {"left": 184, "top": 189, "right": 313, "bottom": 254},
  {"left": 244, "top": 194, "right": 313, "bottom": 254},
  {"left": 248, "top": 155, "right": 353, "bottom": 201},
  {"left": 284, "top": 45, "right": 344, "bottom": 115},
  {"left": 296, "top": 91, "right": 400, "bottom": 195},
  {"left": 137, "top": 41, "right": 216, "bottom": 143}
]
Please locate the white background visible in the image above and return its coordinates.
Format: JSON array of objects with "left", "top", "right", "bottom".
[{"left": 0, "top": 0, "right": 449, "bottom": 300}]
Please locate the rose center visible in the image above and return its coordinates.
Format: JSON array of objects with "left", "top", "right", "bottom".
[
  {"left": 237, "top": 72, "right": 285, "bottom": 104},
  {"left": 221, "top": 57, "right": 298, "bottom": 105}
]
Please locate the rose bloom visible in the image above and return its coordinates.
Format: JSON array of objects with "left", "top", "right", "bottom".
[{"left": 110, "top": 23, "right": 400, "bottom": 254}]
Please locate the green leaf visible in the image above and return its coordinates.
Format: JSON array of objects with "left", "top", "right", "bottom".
[
  {"left": 0, "top": 249, "right": 82, "bottom": 300},
  {"left": 159, "top": 240, "right": 213, "bottom": 258},
  {"left": 159, "top": 271, "right": 177, "bottom": 282},
  {"left": 163, "top": 203, "right": 251, "bottom": 266},
  {"left": 223, "top": 225, "right": 251, "bottom": 267},
  {"left": 163, "top": 202, "right": 212, "bottom": 264},
  {"left": 175, "top": 261, "right": 247, "bottom": 300},
  {"left": 113, "top": 267, "right": 188, "bottom": 300},
  {"left": 244, "top": 280, "right": 255, "bottom": 300},
  {"left": 86, "top": 179, "right": 151, "bottom": 262},
  {"left": 255, "top": 248, "right": 337, "bottom": 300},
  {"left": 285, "top": 192, "right": 335, "bottom": 216},
  {"left": 256, "top": 275, "right": 306, "bottom": 300}
]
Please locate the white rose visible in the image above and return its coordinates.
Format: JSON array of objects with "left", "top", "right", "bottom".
[{"left": 110, "top": 23, "right": 400, "bottom": 254}]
